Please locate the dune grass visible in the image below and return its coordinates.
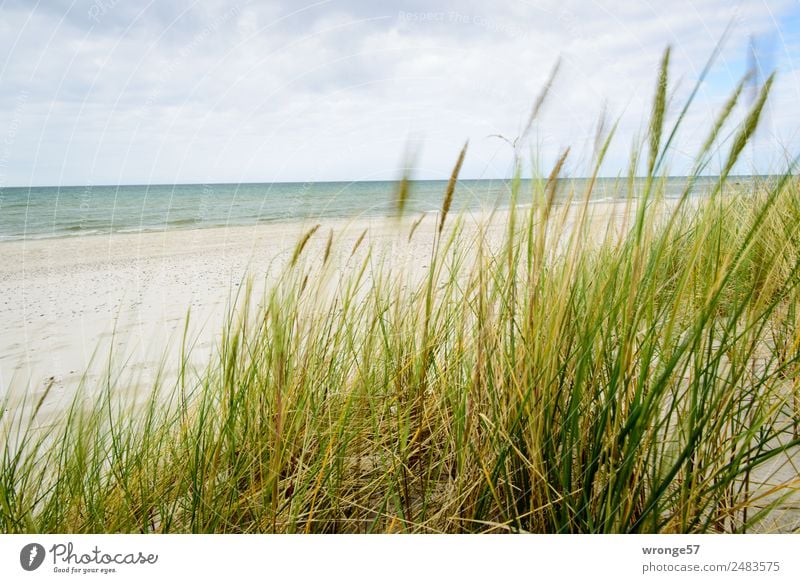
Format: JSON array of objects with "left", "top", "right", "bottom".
[{"left": 1, "top": 49, "right": 799, "bottom": 533}]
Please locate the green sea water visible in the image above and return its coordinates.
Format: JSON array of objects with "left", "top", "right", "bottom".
[{"left": 0, "top": 176, "right": 739, "bottom": 242}]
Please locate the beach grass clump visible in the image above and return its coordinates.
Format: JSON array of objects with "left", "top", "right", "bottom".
[{"left": 1, "top": 49, "right": 799, "bottom": 533}]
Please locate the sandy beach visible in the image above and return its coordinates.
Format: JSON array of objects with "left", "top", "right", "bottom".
[
  {"left": 0, "top": 210, "right": 479, "bottom": 413},
  {"left": 0, "top": 200, "right": 630, "bottom": 414},
  {"left": 0, "top": 215, "right": 372, "bottom": 412}
]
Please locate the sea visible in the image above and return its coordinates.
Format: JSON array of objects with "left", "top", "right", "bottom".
[{"left": 0, "top": 176, "right": 735, "bottom": 242}]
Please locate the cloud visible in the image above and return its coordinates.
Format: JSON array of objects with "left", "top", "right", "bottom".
[{"left": 0, "top": 0, "right": 797, "bottom": 186}]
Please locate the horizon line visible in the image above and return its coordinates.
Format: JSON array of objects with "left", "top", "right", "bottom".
[{"left": 0, "top": 174, "right": 777, "bottom": 191}]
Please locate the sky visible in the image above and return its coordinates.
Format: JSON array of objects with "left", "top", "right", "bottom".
[{"left": 0, "top": 0, "right": 798, "bottom": 187}]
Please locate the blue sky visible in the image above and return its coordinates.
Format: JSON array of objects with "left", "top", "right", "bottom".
[{"left": 0, "top": 0, "right": 798, "bottom": 186}]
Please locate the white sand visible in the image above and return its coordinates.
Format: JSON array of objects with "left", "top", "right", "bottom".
[
  {"left": 0, "top": 209, "right": 473, "bottom": 412},
  {"left": 0, "top": 200, "right": 637, "bottom": 414},
  {"left": 0, "top": 217, "right": 344, "bottom": 410}
]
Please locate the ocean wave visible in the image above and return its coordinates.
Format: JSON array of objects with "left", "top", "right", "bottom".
[
  {"left": 166, "top": 217, "right": 200, "bottom": 227},
  {"left": 0, "top": 229, "right": 107, "bottom": 242}
]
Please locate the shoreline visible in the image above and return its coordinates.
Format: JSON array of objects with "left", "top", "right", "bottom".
[{"left": 0, "top": 191, "right": 693, "bottom": 246}]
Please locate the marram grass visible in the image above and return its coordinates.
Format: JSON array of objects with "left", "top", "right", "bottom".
[{"left": 1, "top": 50, "right": 799, "bottom": 534}]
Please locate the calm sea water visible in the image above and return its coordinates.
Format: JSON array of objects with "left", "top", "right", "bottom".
[{"left": 0, "top": 177, "right": 723, "bottom": 242}]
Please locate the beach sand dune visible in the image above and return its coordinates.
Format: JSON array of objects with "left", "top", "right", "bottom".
[{"left": 0, "top": 197, "right": 796, "bottom": 532}]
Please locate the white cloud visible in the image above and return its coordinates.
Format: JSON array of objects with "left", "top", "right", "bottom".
[{"left": 0, "top": 0, "right": 797, "bottom": 186}]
